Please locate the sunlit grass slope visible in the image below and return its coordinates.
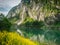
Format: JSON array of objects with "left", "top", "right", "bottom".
[{"left": 0, "top": 31, "right": 37, "bottom": 45}]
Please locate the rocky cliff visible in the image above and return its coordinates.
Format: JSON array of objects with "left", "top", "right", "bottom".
[{"left": 7, "top": 0, "right": 60, "bottom": 25}]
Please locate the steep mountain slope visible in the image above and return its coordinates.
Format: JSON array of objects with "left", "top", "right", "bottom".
[
  {"left": 7, "top": 0, "right": 60, "bottom": 45},
  {"left": 7, "top": 0, "right": 60, "bottom": 25}
]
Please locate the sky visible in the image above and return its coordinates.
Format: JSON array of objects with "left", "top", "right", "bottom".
[{"left": 0, "top": 0, "right": 21, "bottom": 15}]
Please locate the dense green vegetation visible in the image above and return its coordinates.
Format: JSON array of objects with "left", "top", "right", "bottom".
[
  {"left": 0, "top": 14, "right": 12, "bottom": 31},
  {"left": 22, "top": 17, "right": 44, "bottom": 28}
]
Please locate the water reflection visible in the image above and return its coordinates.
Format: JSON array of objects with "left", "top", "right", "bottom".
[{"left": 18, "top": 26, "right": 60, "bottom": 44}]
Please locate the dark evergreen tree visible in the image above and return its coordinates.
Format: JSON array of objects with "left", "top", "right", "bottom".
[{"left": 0, "top": 13, "right": 12, "bottom": 31}]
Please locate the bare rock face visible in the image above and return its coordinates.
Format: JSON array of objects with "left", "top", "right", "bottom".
[
  {"left": 7, "top": 0, "right": 60, "bottom": 25},
  {"left": 6, "top": 0, "right": 44, "bottom": 25}
]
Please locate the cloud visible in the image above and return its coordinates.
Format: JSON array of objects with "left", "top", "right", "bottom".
[
  {"left": 0, "top": 0, "right": 21, "bottom": 7},
  {"left": 0, "top": 0, "right": 21, "bottom": 15}
]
